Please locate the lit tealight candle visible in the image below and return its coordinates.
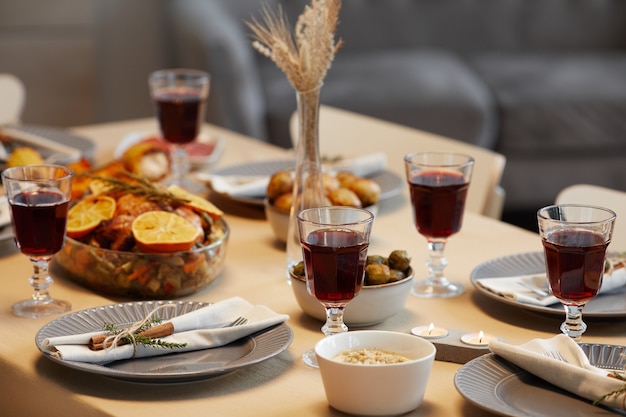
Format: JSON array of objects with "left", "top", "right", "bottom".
[
  {"left": 460, "top": 330, "right": 499, "bottom": 347},
  {"left": 411, "top": 323, "right": 449, "bottom": 339}
]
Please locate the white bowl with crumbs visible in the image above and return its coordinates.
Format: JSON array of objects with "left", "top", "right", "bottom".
[{"left": 315, "top": 330, "right": 435, "bottom": 416}]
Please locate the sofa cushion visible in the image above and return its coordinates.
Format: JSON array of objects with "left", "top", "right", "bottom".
[
  {"left": 260, "top": 49, "right": 498, "bottom": 149},
  {"left": 470, "top": 53, "right": 626, "bottom": 155},
  {"left": 470, "top": 53, "right": 626, "bottom": 209}
]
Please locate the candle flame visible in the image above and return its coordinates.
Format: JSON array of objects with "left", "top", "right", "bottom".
[
  {"left": 428, "top": 323, "right": 435, "bottom": 335},
  {"left": 478, "top": 330, "right": 485, "bottom": 344}
]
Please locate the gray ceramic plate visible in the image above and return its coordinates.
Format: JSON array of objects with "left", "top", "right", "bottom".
[
  {"left": 455, "top": 343, "right": 626, "bottom": 417},
  {"left": 35, "top": 300, "right": 293, "bottom": 383},
  {"left": 205, "top": 159, "right": 404, "bottom": 205},
  {"left": 2, "top": 124, "right": 95, "bottom": 164},
  {"left": 470, "top": 251, "right": 626, "bottom": 318}
]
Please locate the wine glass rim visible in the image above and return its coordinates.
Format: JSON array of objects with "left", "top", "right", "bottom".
[
  {"left": 1, "top": 164, "right": 73, "bottom": 181},
  {"left": 149, "top": 68, "right": 210, "bottom": 81},
  {"left": 297, "top": 206, "right": 374, "bottom": 226},
  {"left": 404, "top": 152, "right": 474, "bottom": 167},
  {"left": 537, "top": 203, "right": 617, "bottom": 224}
]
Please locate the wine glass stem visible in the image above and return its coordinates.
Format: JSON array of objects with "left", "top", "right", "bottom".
[
  {"left": 426, "top": 240, "right": 450, "bottom": 286},
  {"left": 170, "top": 145, "right": 190, "bottom": 186},
  {"left": 561, "top": 304, "right": 586, "bottom": 341},
  {"left": 322, "top": 307, "right": 348, "bottom": 336},
  {"left": 29, "top": 258, "right": 54, "bottom": 303}
]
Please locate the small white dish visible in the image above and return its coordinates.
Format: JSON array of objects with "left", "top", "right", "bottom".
[
  {"left": 289, "top": 267, "right": 413, "bottom": 326},
  {"left": 315, "top": 330, "right": 435, "bottom": 416}
]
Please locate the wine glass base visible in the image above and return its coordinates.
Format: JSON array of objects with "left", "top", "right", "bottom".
[
  {"left": 411, "top": 280, "right": 464, "bottom": 298},
  {"left": 302, "top": 348, "right": 319, "bottom": 368},
  {"left": 12, "top": 299, "right": 71, "bottom": 318}
]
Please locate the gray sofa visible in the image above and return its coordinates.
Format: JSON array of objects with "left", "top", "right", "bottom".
[
  {"left": 167, "top": 0, "right": 626, "bottom": 229},
  {"left": 4, "top": 0, "right": 625, "bottom": 229}
]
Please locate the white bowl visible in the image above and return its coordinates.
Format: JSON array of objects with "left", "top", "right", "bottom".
[
  {"left": 315, "top": 330, "right": 436, "bottom": 416},
  {"left": 264, "top": 199, "right": 379, "bottom": 243},
  {"left": 289, "top": 268, "right": 413, "bottom": 326}
]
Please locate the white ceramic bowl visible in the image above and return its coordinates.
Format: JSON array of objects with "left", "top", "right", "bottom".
[
  {"left": 264, "top": 199, "right": 379, "bottom": 243},
  {"left": 289, "top": 268, "right": 413, "bottom": 326},
  {"left": 315, "top": 330, "right": 436, "bottom": 416}
]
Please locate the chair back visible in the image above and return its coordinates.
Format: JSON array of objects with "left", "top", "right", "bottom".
[
  {"left": 556, "top": 184, "right": 626, "bottom": 252},
  {"left": 290, "top": 105, "right": 506, "bottom": 218},
  {"left": 0, "top": 74, "right": 25, "bottom": 125}
]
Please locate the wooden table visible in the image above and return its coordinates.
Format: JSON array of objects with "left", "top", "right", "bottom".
[{"left": 1, "top": 118, "right": 624, "bottom": 417}]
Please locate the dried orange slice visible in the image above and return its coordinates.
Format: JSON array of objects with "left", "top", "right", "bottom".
[
  {"left": 66, "top": 195, "right": 116, "bottom": 238},
  {"left": 166, "top": 184, "right": 224, "bottom": 220},
  {"left": 131, "top": 211, "right": 201, "bottom": 253}
]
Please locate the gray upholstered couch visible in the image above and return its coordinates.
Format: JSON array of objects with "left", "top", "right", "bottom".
[
  {"left": 168, "top": 0, "right": 626, "bottom": 228},
  {"left": 4, "top": 0, "right": 626, "bottom": 228}
]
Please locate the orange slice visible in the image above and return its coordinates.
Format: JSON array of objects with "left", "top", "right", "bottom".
[
  {"left": 131, "top": 211, "right": 201, "bottom": 253},
  {"left": 67, "top": 195, "right": 116, "bottom": 238},
  {"left": 166, "top": 184, "right": 224, "bottom": 220},
  {"left": 7, "top": 146, "right": 44, "bottom": 167}
]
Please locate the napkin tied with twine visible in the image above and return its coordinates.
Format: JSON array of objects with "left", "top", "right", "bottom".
[
  {"left": 490, "top": 334, "right": 626, "bottom": 410},
  {"left": 43, "top": 297, "right": 289, "bottom": 364}
]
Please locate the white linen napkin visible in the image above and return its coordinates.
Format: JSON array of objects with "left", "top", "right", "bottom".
[
  {"left": 194, "top": 152, "right": 388, "bottom": 198},
  {"left": 489, "top": 334, "right": 625, "bottom": 410},
  {"left": 0, "top": 197, "right": 11, "bottom": 229},
  {"left": 476, "top": 267, "right": 626, "bottom": 307},
  {"left": 327, "top": 152, "right": 387, "bottom": 177},
  {"left": 194, "top": 173, "right": 270, "bottom": 198},
  {"left": 43, "top": 297, "right": 289, "bottom": 364}
]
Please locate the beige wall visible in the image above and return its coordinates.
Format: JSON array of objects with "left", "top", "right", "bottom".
[{"left": 0, "top": 0, "right": 168, "bottom": 127}]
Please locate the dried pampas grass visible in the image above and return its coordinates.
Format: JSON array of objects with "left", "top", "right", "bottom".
[{"left": 247, "top": 0, "right": 343, "bottom": 92}]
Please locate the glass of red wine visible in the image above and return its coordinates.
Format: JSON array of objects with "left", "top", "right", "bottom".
[
  {"left": 148, "top": 68, "right": 209, "bottom": 192},
  {"left": 2, "top": 164, "right": 73, "bottom": 317},
  {"left": 297, "top": 206, "right": 374, "bottom": 367},
  {"left": 404, "top": 152, "right": 474, "bottom": 298},
  {"left": 537, "top": 204, "right": 616, "bottom": 340}
]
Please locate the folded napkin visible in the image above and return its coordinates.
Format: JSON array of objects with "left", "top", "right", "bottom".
[
  {"left": 327, "top": 152, "right": 388, "bottom": 177},
  {"left": 0, "top": 197, "right": 11, "bottom": 229},
  {"left": 490, "top": 334, "right": 625, "bottom": 410},
  {"left": 476, "top": 267, "right": 626, "bottom": 307},
  {"left": 194, "top": 152, "right": 388, "bottom": 198},
  {"left": 195, "top": 173, "right": 270, "bottom": 198},
  {"left": 43, "top": 297, "right": 289, "bottom": 364}
]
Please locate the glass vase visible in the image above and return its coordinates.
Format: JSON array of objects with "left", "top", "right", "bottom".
[{"left": 286, "top": 86, "right": 327, "bottom": 280}]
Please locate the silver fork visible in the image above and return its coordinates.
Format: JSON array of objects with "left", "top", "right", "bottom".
[
  {"left": 227, "top": 316, "right": 249, "bottom": 327},
  {"left": 541, "top": 350, "right": 568, "bottom": 363}
]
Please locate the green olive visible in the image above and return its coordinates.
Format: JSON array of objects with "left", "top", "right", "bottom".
[
  {"left": 366, "top": 255, "right": 388, "bottom": 265},
  {"left": 365, "top": 263, "right": 390, "bottom": 285},
  {"left": 388, "top": 249, "right": 411, "bottom": 272}
]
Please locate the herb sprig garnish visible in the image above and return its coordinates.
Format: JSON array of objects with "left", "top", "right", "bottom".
[
  {"left": 594, "top": 370, "right": 626, "bottom": 406},
  {"left": 81, "top": 172, "right": 189, "bottom": 206},
  {"left": 102, "top": 318, "right": 187, "bottom": 350}
]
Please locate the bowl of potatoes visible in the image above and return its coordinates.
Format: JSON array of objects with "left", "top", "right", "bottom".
[{"left": 264, "top": 169, "right": 381, "bottom": 242}]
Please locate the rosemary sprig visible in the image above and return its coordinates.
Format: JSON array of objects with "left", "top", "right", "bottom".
[
  {"left": 81, "top": 172, "right": 189, "bottom": 206},
  {"left": 103, "top": 318, "right": 187, "bottom": 350},
  {"left": 594, "top": 371, "right": 626, "bottom": 405}
]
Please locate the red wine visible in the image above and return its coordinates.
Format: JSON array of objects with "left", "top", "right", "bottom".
[
  {"left": 301, "top": 229, "right": 369, "bottom": 305},
  {"left": 154, "top": 88, "right": 205, "bottom": 144},
  {"left": 9, "top": 190, "right": 69, "bottom": 258},
  {"left": 542, "top": 230, "right": 608, "bottom": 304},
  {"left": 408, "top": 170, "right": 469, "bottom": 238}
]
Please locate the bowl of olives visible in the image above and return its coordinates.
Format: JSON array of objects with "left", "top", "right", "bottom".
[{"left": 289, "top": 250, "right": 413, "bottom": 326}]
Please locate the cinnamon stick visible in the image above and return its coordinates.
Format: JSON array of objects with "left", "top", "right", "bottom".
[{"left": 88, "top": 322, "right": 174, "bottom": 351}]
